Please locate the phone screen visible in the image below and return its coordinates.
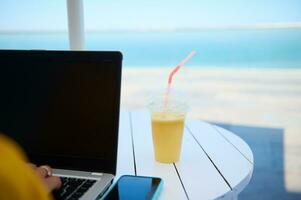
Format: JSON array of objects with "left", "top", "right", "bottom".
[{"left": 102, "top": 175, "right": 162, "bottom": 200}]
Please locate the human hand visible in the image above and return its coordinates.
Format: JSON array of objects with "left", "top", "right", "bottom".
[{"left": 29, "top": 164, "right": 62, "bottom": 192}]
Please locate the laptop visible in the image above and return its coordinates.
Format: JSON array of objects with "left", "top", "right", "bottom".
[{"left": 0, "top": 50, "right": 122, "bottom": 200}]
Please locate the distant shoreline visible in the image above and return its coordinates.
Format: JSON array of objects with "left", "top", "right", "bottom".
[
  {"left": 123, "top": 65, "right": 301, "bottom": 69},
  {"left": 123, "top": 66, "right": 301, "bottom": 72},
  {"left": 1, "top": 22, "right": 301, "bottom": 34}
]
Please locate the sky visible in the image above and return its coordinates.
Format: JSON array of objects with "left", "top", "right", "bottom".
[{"left": 0, "top": 0, "right": 301, "bottom": 32}]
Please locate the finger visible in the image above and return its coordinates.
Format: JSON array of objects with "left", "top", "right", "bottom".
[
  {"left": 44, "top": 176, "right": 62, "bottom": 191},
  {"left": 35, "top": 167, "right": 48, "bottom": 178},
  {"left": 40, "top": 165, "right": 53, "bottom": 176},
  {"left": 36, "top": 165, "right": 52, "bottom": 178}
]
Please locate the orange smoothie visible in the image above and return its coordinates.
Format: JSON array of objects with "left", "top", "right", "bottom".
[{"left": 151, "top": 112, "right": 185, "bottom": 163}]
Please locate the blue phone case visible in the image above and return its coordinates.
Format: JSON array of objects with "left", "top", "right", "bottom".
[
  {"left": 151, "top": 179, "right": 163, "bottom": 200},
  {"left": 100, "top": 175, "right": 163, "bottom": 200}
]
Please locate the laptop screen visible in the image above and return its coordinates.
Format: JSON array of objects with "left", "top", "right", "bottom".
[{"left": 0, "top": 50, "right": 122, "bottom": 174}]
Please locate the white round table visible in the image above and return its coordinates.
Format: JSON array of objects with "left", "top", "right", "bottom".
[{"left": 116, "top": 110, "right": 254, "bottom": 200}]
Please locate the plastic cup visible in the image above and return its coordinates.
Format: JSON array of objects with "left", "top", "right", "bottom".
[{"left": 148, "top": 91, "right": 188, "bottom": 163}]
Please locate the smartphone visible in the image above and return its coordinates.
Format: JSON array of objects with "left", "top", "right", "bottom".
[{"left": 100, "top": 175, "right": 163, "bottom": 200}]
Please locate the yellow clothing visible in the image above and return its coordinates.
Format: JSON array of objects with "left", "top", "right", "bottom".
[{"left": 0, "top": 134, "right": 51, "bottom": 200}]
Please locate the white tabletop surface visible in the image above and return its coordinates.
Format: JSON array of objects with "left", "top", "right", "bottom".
[{"left": 116, "top": 110, "right": 254, "bottom": 200}]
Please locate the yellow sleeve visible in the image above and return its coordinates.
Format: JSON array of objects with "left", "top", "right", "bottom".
[{"left": 0, "top": 134, "right": 52, "bottom": 200}]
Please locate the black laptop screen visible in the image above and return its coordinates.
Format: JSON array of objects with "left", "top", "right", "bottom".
[{"left": 0, "top": 50, "right": 122, "bottom": 174}]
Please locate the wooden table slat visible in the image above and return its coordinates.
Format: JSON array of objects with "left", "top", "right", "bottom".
[
  {"left": 116, "top": 111, "right": 135, "bottom": 180},
  {"left": 174, "top": 126, "right": 231, "bottom": 199},
  {"left": 214, "top": 126, "right": 254, "bottom": 164},
  {"left": 213, "top": 126, "right": 254, "bottom": 194},
  {"left": 186, "top": 119, "right": 253, "bottom": 191}
]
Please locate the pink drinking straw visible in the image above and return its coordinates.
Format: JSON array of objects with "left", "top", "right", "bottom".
[{"left": 164, "top": 51, "right": 196, "bottom": 108}]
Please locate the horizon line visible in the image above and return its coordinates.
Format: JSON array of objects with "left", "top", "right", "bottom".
[{"left": 1, "top": 22, "right": 301, "bottom": 33}]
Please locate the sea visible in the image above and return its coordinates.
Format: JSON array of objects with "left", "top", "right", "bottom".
[{"left": 0, "top": 28, "right": 301, "bottom": 68}]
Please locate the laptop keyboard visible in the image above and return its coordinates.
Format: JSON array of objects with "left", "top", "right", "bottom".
[{"left": 52, "top": 177, "right": 97, "bottom": 200}]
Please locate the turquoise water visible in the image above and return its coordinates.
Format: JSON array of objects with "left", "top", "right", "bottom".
[{"left": 0, "top": 29, "right": 301, "bottom": 68}]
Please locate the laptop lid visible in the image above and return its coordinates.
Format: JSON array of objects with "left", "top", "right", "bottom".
[{"left": 0, "top": 50, "right": 122, "bottom": 175}]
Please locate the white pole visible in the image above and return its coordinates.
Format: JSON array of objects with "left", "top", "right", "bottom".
[{"left": 66, "top": 0, "right": 85, "bottom": 50}]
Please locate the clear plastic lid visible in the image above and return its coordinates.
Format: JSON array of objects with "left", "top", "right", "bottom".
[{"left": 148, "top": 89, "right": 188, "bottom": 114}]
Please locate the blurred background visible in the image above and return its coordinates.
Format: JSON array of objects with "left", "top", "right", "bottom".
[{"left": 1, "top": 0, "right": 301, "bottom": 199}]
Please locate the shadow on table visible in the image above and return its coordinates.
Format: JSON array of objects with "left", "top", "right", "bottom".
[{"left": 212, "top": 122, "right": 301, "bottom": 200}]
